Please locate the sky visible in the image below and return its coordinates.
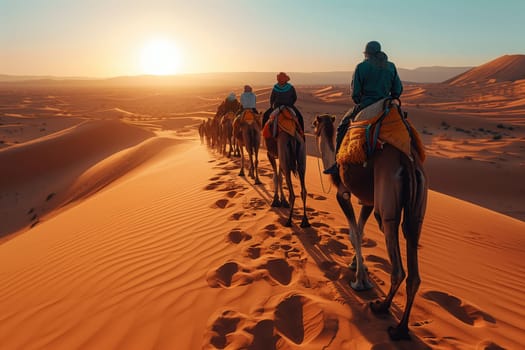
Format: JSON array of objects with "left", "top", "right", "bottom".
[{"left": 1, "top": 0, "right": 524, "bottom": 77}]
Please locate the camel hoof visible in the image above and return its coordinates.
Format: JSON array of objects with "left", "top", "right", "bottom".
[
  {"left": 254, "top": 179, "right": 262, "bottom": 185},
  {"left": 350, "top": 279, "right": 373, "bottom": 291},
  {"left": 271, "top": 199, "right": 281, "bottom": 207},
  {"left": 300, "top": 217, "right": 310, "bottom": 228},
  {"left": 388, "top": 325, "right": 411, "bottom": 341},
  {"left": 370, "top": 300, "right": 390, "bottom": 314},
  {"left": 239, "top": 171, "right": 245, "bottom": 177},
  {"left": 284, "top": 220, "right": 292, "bottom": 227},
  {"left": 282, "top": 201, "right": 290, "bottom": 208}
]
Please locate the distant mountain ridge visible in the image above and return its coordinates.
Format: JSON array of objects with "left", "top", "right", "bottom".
[{"left": 0, "top": 66, "right": 472, "bottom": 86}]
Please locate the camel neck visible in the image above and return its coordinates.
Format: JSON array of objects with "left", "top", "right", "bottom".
[{"left": 318, "top": 136, "right": 335, "bottom": 170}]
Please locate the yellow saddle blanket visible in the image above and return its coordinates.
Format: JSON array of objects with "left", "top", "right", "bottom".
[{"left": 337, "top": 104, "right": 426, "bottom": 164}]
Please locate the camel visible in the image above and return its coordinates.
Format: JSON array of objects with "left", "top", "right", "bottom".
[
  {"left": 313, "top": 99, "right": 427, "bottom": 340},
  {"left": 220, "top": 112, "right": 235, "bottom": 157},
  {"left": 234, "top": 110, "right": 262, "bottom": 184},
  {"left": 264, "top": 106, "right": 310, "bottom": 228},
  {"left": 198, "top": 120, "right": 206, "bottom": 144},
  {"left": 204, "top": 118, "right": 213, "bottom": 146}
]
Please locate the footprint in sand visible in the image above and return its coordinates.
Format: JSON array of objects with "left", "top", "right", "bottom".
[
  {"left": 205, "top": 293, "right": 337, "bottom": 349},
  {"left": 362, "top": 237, "right": 377, "bottom": 248},
  {"left": 281, "top": 233, "right": 292, "bottom": 241},
  {"left": 307, "top": 193, "right": 327, "bottom": 201},
  {"left": 366, "top": 254, "right": 392, "bottom": 274},
  {"left": 212, "top": 199, "right": 230, "bottom": 209},
  {"left": 323, "top": 238, "right": 348, "bottom": 257},
  {"left": 204, "top": 181, "right": 223, "bottom": 190},
  {"left": 227, "top": 229, "right": 252, "bottom": 244},
  {"left": 477, "top": 340, "right": 506, "bottom": 350},
  {"left": 319, "top": 261, "right": 342, "bottom": 281},
  {"left": 421, "top": 290, "right": 496, "bottom": 326},
  {"left": 258, "top": 258, "right": 294, "bottom": 286},
  {"left": 246, "top": 245, "right": 261, "bottom": 259},
  {"left": 229, "top": 211, "right": 244, "bottom": 221},
  {"left": 206, "top": 310, "right": 244, "bottom": 349},
  {"left": 206, "top": 261, "right": 253, "bottom": 288},
  {"left": 225, "top": 190, "right": 237, "bottom": 198},
  {"left": 311, "top": 221, "right": 329, "bottom": 229},
  {"left": 243, "top": 197, "right": 266, "bottom": 210}
]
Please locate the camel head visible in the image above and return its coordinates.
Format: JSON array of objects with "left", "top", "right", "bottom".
[{"left": 313, "top": 114, "right": 337, "bottom": 170}]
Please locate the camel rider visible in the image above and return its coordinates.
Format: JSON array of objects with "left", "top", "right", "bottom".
[
  {"left": 216, "top": 92, "right": 241, "bottom": 119},
  {"left": 240, "top": 85, "right": 258, "bottom": 114},
  {"left": 263, "top": 72, "right": 305, "bottom": 133},
  {"left": 324, "top": 41, "right": 403, "bottom": 174}
]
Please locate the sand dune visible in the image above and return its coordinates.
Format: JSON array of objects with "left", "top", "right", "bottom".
[
  {"left": 0, "top": 66, "right": 523, "bottom": 349},
  {"left": 0, "top": 119, "right": 165, "bottom": 237},
  {"left": 0, "top": 139, "right": 523, "bottom": 349},
  {"left": 447, "top": 54, "right": 525, "bottom": 86}
]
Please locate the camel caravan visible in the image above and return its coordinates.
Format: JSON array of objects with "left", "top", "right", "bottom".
[{"left": 201, "top": 47, "right": 428, "bottom": 340}]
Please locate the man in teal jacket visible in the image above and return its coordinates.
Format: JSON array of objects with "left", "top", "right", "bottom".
[{"left": 324, "top": 41, "right": 403, "bottom": 174}]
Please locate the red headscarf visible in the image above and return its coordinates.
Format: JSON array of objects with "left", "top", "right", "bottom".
[
  {"left": 244, "top": 85, "right": 252, "bottom": 92},
  {"left": 276, "top": 72, "right": 290, "bottom": 85}
]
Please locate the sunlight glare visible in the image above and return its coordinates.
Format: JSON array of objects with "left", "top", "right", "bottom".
[{"left": 140, "top": 39, "right": 181, "bottom": 75}]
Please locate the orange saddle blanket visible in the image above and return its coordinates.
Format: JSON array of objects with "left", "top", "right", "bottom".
[{"left": 262, "top": 107, "right": 300, "bottom": 138}]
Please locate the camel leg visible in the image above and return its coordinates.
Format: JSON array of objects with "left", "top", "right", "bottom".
[
  {"left": 238, "top": 142, "right": 245, "bottom": 177},
  {"left": 389, "top": 166, "right": 426, "bottom": 340},
  {"left": 254, "top": 148, "right": 261, "bottom": 185},
  {"left": 248, "top": 149, "right": 255, "bottom": 179},
  {"left": 387, "top": 236, "right": 420, "bottom": 340},
  {"left": 268, "top": 153, "right": 281, "bottom": 207},
  {"left": 370, "top": 218, "right": 404, "bottom": 314},
  {"left": 348, "top": 205, "right": 373, "bottom": 271},
  {"left": 299, "top": 174, "right": 309, "bottom": 227},
  {"left": 336, "top": 188, "right": 372, "bottom": 290},
  {"left": 279, "top": 169, "right": 289, "bottom": 208},
  {"left": 283, "top": 170, "right": 295, "bottom": 227}
]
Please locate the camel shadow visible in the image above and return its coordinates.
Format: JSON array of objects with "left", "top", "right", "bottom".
[{"left": 291, "top": 223, "right": 431, "bottom": 348}]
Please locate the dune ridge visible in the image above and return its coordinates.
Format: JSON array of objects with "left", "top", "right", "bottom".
[{"left": 0, "top": 119, "right": 181, "bottom": 238}]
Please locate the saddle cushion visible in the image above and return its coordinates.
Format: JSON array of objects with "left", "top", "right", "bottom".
[
  {"left": 262, "top": 107, "right": 300, "bottom": 139},
  {"left": 337, "top": 104, "right": 426, "bottom": 164}
]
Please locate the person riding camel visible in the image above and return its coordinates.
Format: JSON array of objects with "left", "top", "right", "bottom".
[
  {"left": 216, "top": 92, "right": 241, "bottom": 119},
  {"left": 263, "top": 72, "right": 305, "bottom": 133},
  {"left": 239, "top": 85, "right": 258, "bottom": 114},
  {"left": 324, "top": 41, "right": 403, "bottom": 174}
]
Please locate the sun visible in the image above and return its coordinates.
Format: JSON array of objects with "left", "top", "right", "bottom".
[{"left": 140, "top": 39, "right": 181, "bottom": 75}]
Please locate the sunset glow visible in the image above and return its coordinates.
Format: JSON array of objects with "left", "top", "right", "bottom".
[{"left": 140, "top": 39, "right": 181, "bottom": 75}]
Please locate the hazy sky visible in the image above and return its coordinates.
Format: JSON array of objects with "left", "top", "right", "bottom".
[{"left": 1, "top": 0, "right": 524, "bottom": 77}]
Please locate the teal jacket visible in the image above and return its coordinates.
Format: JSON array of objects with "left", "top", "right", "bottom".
[{"left": 351, "top": 59, "right": 403, "bottom": 109}]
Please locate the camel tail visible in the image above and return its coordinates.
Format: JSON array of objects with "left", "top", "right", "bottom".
[
  {"left": 402, "top": 154, "right": 427, "bottom": 237},
  {"left": 287, "top": 137, "right": 298, "bottom": 176},
  {"left": 249, "top": 127, "right": 260, "bottom": 155}
]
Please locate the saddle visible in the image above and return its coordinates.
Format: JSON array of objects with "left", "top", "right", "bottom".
[
  {"left": 262, "top": 106, "right": 302, "bottom": 139},
  {"left": 221, "top": 111, "right": 236, "bottom": 124},
  {"left": 337, "top": 98, "right": 426, "bottom": 164}
]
